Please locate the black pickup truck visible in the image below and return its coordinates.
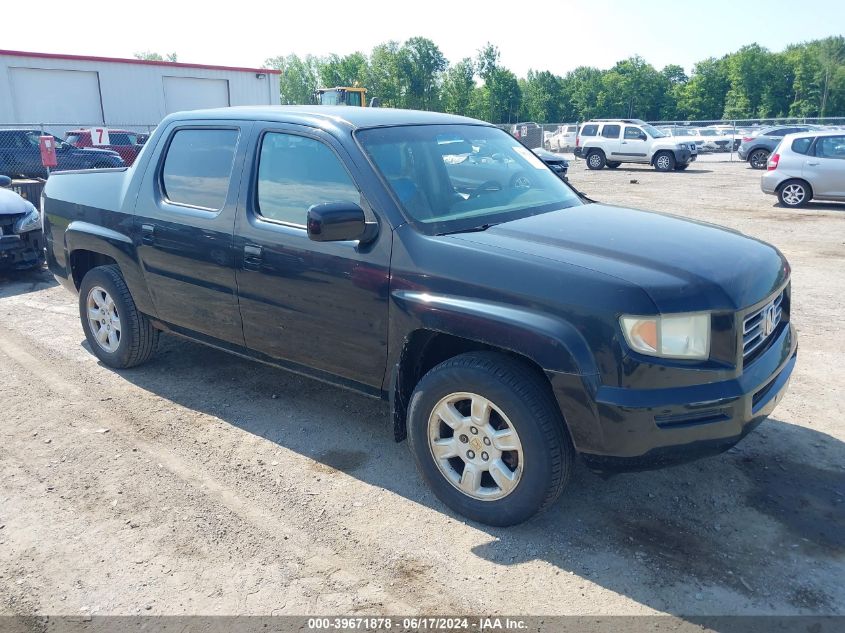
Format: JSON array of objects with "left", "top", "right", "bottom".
[{"left": 43, "top": 107, "right": 797, "bottom": 526}]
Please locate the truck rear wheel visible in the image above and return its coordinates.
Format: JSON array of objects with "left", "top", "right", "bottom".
[
  {"left": 79, "top": 265, "right": 159, "bottom": 368},
  {"left": 586, "top": 150, "right": 606, "bottom": 170},
  {"left": 407, "top": 352, "right": 574, "bottom": 526}
]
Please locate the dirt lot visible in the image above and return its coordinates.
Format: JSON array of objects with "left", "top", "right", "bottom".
[{"left": 1, "top": 161, "right": 843, "bottom": 618}]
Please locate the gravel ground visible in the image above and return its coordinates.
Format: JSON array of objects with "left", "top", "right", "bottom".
[{"left": 1, "top": 161, "right": 843, "bottom": 619}]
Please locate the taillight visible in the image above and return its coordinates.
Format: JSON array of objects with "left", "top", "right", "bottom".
[
  {"left": 576, "top": 136, "right": 580, "bottom": 147},
  {"left": 742, "top": 137, "right": 754, "bottom": 143},
  {"left": 767, "top": 153, "right": 780, "bottom": 170}
]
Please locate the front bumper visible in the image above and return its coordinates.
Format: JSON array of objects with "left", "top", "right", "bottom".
[
  {"left": 0, "top": 231, "right": 45, "bottom": 270},
  {"left": 673, "top": 148, "right": 696, "bottom": 164},
  {"left": 549, "top": 320, "right": 797, "bottom": 471}
]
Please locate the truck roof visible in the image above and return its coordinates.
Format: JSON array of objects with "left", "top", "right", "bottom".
[{"left": 167, "top": 106, "right": 488, "bottom": 130}]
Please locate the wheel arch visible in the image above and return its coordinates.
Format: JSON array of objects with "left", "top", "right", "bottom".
[
  {"left": 776, "top": 177, "right": 813, "bottom": 196},
  {"left": 65, "top": 222, "right": 156, "bottom": 316},
  {"left": 387, "top": 291, "right": 597, "bottom": 443}
]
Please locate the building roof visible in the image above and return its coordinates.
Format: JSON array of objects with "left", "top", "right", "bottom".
[
  {"left": 171, "top": 105, "right": 488, "bottom": 130},
  {"left": 0, "top": 49, "right": 280, "bottom": 75}
]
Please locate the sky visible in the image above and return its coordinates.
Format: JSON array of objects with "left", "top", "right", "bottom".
[{"left": 4, "top": 0, "right": 843, "bottom": 77}]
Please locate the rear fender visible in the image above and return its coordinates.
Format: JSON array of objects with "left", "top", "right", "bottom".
[{"left": 65, "top": 221, "right": 156, "bottom": 315}]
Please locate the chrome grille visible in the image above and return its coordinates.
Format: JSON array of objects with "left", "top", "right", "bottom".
[{"left": 743, "top": 291, "right": 784, "bottom": 359}]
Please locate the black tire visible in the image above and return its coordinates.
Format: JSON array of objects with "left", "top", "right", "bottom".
[
  {"left": 78, "top": 265, "right": 158, "bottom": 368},
  {"left": 777, "top": 179, "right": 812, "bottom": 208},
  {"left": 407, "top": 351, "right": 574, "bottom": 526},
  {"left": 748, "top": 149, "right": 769, "bottom": 169},
  {"left": 653, "top": 151, "right": 676, "bottom": 172},
  {"left": 586, "top": 150, "right": 606, "bottom": 170},
  {"left": 674, "top": 164, "right": 689, "bottom": 171},
  {"left": 606, "top": 161, "right": 621, "bottom": 169}
]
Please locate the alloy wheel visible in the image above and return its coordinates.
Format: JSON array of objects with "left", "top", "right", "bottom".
[
  {"left": 782, "top": 184, "right": 805, "bottom": 206},
  {"left": 427, "top": 392, "right": 524, "bottom": 501},
  {"left": 86, "top": 286, "right": 122, "bottom": 353}
]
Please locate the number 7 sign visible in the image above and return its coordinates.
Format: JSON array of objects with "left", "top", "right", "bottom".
[{"left": 89, "top": 127, "right": 111, "bottom": 146}]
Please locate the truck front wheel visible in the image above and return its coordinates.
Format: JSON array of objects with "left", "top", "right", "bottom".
[
  {"left": 407, "top": 352, "right": 574, "bottom": 526},
  {"left": 79, "top": 265, "right": 159, "bottom": 368}
]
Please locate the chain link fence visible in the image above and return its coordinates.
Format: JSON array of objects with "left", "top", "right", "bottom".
[{"left": 0, "top": 124, "right": 157, "bottom": 183}]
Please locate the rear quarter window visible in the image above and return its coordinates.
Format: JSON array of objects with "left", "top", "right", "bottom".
[
  {"left": 791, "top": 137, "right": 813, "bottom": 155},
  {"left": 580, "top": 124, "right": 598, "bottom": 137},
  {"left": 601, "top": 124, "right": 621, "bottom": 139},
  {"left": 161, "top": 128, "right": 239, "bottom": 211}
]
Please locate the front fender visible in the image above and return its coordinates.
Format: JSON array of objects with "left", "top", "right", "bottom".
[{"left": 390, "top": 290, "right": 598, "bottom": 376}]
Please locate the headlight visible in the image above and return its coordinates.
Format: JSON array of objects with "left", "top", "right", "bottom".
[
  {"left": 14, "top": 204, "right": 41, "bottom": 234},
  {"left": 620, "top": 313, "right": 710, "bottom": 360}
]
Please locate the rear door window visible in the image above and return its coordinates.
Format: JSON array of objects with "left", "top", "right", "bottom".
[{"left": 161, "top": 128, "right": 239, "bottom": 210}]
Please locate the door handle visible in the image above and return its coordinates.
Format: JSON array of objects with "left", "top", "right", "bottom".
[
  {"left": 807, "top": 162, "right": 819, "bottom": 166},
  {"left": 140, "top": 223, "right": 155, "bottom": 245},
  {"left": 243, "top": 244, "right": 263, "bottom": 271}
]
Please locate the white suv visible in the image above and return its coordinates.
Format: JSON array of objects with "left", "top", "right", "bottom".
[{"left": 575, "top": 119, "right": 697, "bottom": 171}]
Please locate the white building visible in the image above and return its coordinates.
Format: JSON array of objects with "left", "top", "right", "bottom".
[{"left": 0, "top": 49, "right": 280, "bottom": 130}]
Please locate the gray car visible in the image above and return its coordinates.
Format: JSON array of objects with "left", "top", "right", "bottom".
[
  {"left": 738, "top": 125, "right": 823, "bottom": 169},
  {"left": 761, "top": 130, "right": 845, "bottom": 207}
]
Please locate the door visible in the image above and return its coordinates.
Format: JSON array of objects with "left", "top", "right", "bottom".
[
  {"left": 619, "top": 126, "right": 650, "bottom": 162},
  {"left": 599, "top": 123, "right": 622, "bottom": 158},
  {"left": 132, "top": 122, "right": 252, "bottom": 344},
  {"left": 806, "top": 135, "right": 845, "bottom": 198},
  {"left": 234, "top": 127, "right": 391, "bottom": 391}
]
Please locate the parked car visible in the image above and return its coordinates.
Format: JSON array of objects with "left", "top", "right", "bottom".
[
  {"left": 575, "top": 119, "right": 697, "bottom": 170},
  {"left": 532, "top": 147, "right": 569, "bottom": 180},
  {"left": 693, "top": 128, "right": 733, "bottom": 152},
  {"left": 547, "top": 124, "right": 579, "bottom": 152},
  {"left": 0, "top": 129, "right": 124, "bottom": 178},
  {"left": 510, "top": 122, "right": 543, "bottom": 149},
  {"left": 65, "top": 129, "right": 143, "bottom": 166},
  {"left": 762, "top": 130, "right": 845, "bottom": 207},
  {"left": 738, "top": 125, "right": 823, "bottom": 169},
  {"left": 0, "top": 175, "right": 44, "bottom": 270},
  {"left": 660, "top": 127, "right": 707, "bottom": 151},
  {"left": 43, "top": 106, "right": 796, "bottom": 526}
]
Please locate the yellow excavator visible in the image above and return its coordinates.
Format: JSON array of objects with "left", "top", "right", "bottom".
[{"left": 315, "top": 87, "right": 369, "bottom": 107}]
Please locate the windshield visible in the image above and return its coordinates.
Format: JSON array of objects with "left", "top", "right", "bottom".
[
  {"left": 357, "top": 124, "right": 582, "bottom": 234},
  {"left": 317, "top": 90, "right": 341, "bottom": 106},
  {"left": 641, "top": 123, "right": 667, "bottom": 138}
]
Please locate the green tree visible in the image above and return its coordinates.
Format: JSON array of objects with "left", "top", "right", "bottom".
[
  {"left": 264, "top": 54, "right": 319, "bottom": 104},
  {"left": 520, "top": 70, "right": 562, "bottom": 122},
  {"left": 676, "top": 57, "right": 729, "bottom": 119},
  {"left": 134, "top": 51, "right": 178, "bottom": 62},
  {"left": 318, "top": 52, "right": 369, "bottom": 89},
  {"left": 441, "top": 58, "right": 475, "bottom": 115},
  {"left": 368, "top": 41, "right": 404, "bottom": 108},
  {"left": 399, "top": 37, "right": 447, "bottom": 110}
]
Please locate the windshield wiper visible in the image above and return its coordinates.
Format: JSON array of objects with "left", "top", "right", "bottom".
[{"left": 437, "top": 223, "right": 498, "bottom": 236}]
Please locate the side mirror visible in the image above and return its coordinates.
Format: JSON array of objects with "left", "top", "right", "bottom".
[
  {"left": 0, "top": 175, "right": 11, "bottom": 188},
  {"left": 307, "top": 202, "right": 377, "bottom": 243}
]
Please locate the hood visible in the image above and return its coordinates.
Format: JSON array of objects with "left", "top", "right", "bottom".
[
  {"left": 0, "top": 188, "right": 35, "bottom": 215},
  {"left": 450, "top": 204, "right": 788, "bottom": 312}
]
